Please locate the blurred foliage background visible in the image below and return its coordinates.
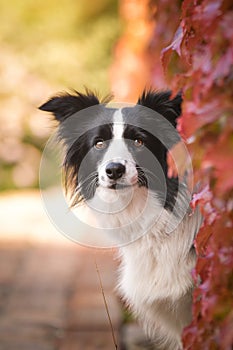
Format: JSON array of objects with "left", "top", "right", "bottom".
[{"left": 0, "top": 0, "right": 120, "bottom": 191}]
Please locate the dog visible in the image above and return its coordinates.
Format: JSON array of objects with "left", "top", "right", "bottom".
[{"left": 39, "top": 89, "right": 201, "bottom": 349}]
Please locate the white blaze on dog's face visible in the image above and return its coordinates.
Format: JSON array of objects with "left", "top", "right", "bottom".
[{"left": 98, "top": 109, "right": 138, "bottom": 189}]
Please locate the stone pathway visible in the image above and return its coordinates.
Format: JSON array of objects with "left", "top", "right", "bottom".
[
  {"left": 0, "top": 191, "right": 151, "bottom": 350},
  {"left": 0, "top": 243, "right": 121, "bottom": 350}
]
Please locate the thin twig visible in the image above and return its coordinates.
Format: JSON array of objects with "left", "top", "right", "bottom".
[{"left": 94, "top": 256, "right": 118, "bottom": 349}]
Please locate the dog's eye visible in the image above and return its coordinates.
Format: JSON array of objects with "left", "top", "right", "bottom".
[
  {"left": 94, "top": 139, "right": 106, "bottom": 150},
  {"left": 134, "top": 138, "right": 144, "bottom": 147}
]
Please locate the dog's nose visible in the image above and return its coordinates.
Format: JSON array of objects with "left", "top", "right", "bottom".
[{"left": 105, "top": 162, "right": 126, "bottom": 180}]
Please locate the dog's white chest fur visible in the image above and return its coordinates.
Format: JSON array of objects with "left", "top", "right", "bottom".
[
  {"left": 118, "top": 228, "right": 193, "bottom": 349},
  {"left": 89, "top": 188, "right": 201, "bottom": 350}
]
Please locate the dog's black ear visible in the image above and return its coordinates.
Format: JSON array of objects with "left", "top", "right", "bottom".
[
  {"left": 137, "top": 90, "right": 182, "bottom": 127},
  {"left": 39, "top": 90, "right": 103, "bottom": 122}
]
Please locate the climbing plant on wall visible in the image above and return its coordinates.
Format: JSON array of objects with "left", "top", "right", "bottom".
[{"left": 162, "top": 1, "right": 233, "bottom": 348}]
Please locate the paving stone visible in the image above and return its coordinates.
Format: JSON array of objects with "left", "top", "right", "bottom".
[
  {"left": 59, "top": 331, "right": 119, "bottom": 350},
  {"left": 67, "top": 291, "right": 121, "bottom": 330},
  {"left": 71, "top": 248, "right": 119, "bottom": 292},
  {"left": 0, "top": 319, "right": 59, "bottom": 350}
]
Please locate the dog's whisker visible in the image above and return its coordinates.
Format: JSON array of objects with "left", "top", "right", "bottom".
[
  {"left": 78, "top": 172, "right": 97, "bottom": 186},
  {"left": 77, "top": 180, "right": 97, "bottom": 197},
  {"left": 83, "top": 178, "right": 98, "bottom": 195}
]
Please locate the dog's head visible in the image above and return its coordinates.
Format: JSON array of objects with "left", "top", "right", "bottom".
[{"left": 39, "top": 90, "right": 182, "bottom": 209}]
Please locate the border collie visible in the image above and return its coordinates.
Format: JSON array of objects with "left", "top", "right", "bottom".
[{"left": 39, "top": 90, "right": 201, "bottom": 350}]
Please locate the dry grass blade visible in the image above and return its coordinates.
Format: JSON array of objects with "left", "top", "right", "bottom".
[{"left": 94, "top": 257, "right": 118, "bottom": 349}]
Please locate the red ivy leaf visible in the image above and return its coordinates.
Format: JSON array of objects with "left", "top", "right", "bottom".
[{"left": 161, "top": 25, "right": 183, "bottom": 71}]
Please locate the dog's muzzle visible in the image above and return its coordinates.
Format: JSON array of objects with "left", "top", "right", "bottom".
[{"left": 98, "top": 159, "right": 138, "bottom": 188}]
